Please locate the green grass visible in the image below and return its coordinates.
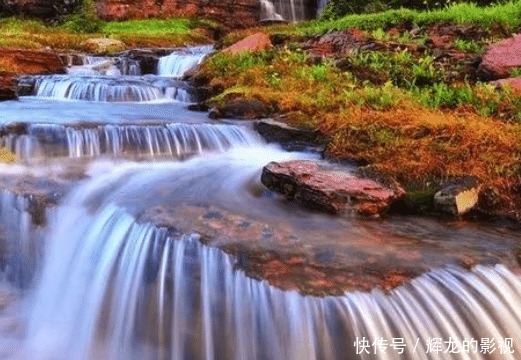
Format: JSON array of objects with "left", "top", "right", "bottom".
[
  {"left": 101, "top": 18, "right": 193, "bottom": 37},
  {"left": 0, "top": 16, "right": 216, "bottom": 51},
  {"left": 284, "top": 0, "right": 521, "bottom": 35}
]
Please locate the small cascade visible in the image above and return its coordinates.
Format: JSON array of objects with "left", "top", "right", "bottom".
[
  {"left": 260, "top": 0, "right": 306, "bottom": 22},
  {"left": 26, "top": 199, "right": 521, "bottom": 359},
  {"left": 157, "top": 45, "right": 213, "bottom": 78},
  {"left": 33, "top": 76, "right": 166, "bottom": 102},
  {"left": 66, "top": 55, "right": 141, "bottom": 76},
  {"left": 1, "top": 123, "right": 261, "bottom": 160},
  {"left": 0, "top": 190, "right": 50, "bottom": 288}
]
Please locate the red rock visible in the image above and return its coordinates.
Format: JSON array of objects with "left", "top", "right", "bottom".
[
  {"left": 479, "top": 34, "right": 521, "bottom": 80},
  {"left": 0, "top": 49, "right": 65, "bottom": 75},
  {"left": 492, "top": 77, "right": 521, "bottom": 93},
  {"left": 429, "top": 35, "right": 453, "bottom": 49},
  {"left": 261, "top": 160, "right": 405, "bottom": 217},
  {"left": 222, "top": 33, "right": 272, "bottom": 54},
  {"left": 0, "top": 49, "right": 65, "bottom": 101}
]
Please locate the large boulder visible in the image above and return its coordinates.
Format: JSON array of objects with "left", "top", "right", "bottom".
[
  {"left": 478, "top": 34, "right": 521, "bottom": 80},
  {"left": 261, "top": 160, "right": 405, "bottom": 217},
  {"left": 222, "top": 32, "right": 272, "bottom": 54}
]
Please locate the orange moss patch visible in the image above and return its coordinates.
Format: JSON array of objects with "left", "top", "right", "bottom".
[{"left": 320, "top": 105, "right": 521, "bottom": 218}]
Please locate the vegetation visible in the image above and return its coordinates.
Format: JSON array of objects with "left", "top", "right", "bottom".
[
  {"left": 0, "top": 15, "right": 218, "bottom": 52},
  {"left": 321, "top": 0, "right": 505, "bottom": 19},
  {"left": 198, "top": 21, "right": 521, "bottom": 217},
  {"left": 292, "top": 1, "right": 521, "bottom": 34}
]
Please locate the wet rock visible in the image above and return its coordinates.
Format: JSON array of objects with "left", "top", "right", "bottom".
[
  {"left": 0, "top": 73, "right": 17, "bottom": 101},
  {"left": 83, "top": 38, "right": 126, "bottom": 55},
  {"left": 261, "top": 160, "right": 405, "bottom": 217},
  {"left": 210, "top": 98, "right": 273, "bottom": 120},
  {"left": 478, "top": 34, "right": 521, "bottom": 80},
  {"left": 138, "top": 204, "right": 422, "bottom": 295},
  {"left": 222, "top": 32, "right": 272, "bottom": 54},
  {"left": 115, "top": 48, "right": 175, "bottom": 74},
  {"left": 254, "top": 119, "right": 324, "bottom": 151},
  {"left": 434, "top": 176, "right": 480, "bottom": 216},
  {"left": 208, "top": 107, "right": 222, "bottom": 120},
  {"left": 187, "top": 103, "right": 209, "bottom": 112}
]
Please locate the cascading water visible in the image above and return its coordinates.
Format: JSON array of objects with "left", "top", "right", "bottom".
[
  {"left": 24, "top": 45, "right": 211, "bottom": 103},
  {"left": 0, "top": 123, "right": 260, "bottom": 160},
  {"left": 1, "top": 41, "right": 521, "bottom": 360},
  {"left": 25, "top": 200, "right": 521, "bottom": 359},
  {"left": 33, "top": 76, "right": 169, "bottom": 103},
  {"left": 260, "top": 0, "right": 306, "bottom": 22},
  {"left": 0, "top": 190, "right": 49, "bottom": 288},
  {"left": 157, "top": 45, "right": 213, "bottom": 78}
]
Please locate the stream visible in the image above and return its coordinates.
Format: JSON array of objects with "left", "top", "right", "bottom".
[{"left": 0, "top": 45, "right": 519, "bottom": 359}]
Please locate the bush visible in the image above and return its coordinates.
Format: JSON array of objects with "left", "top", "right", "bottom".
[{"left": 61, "top": 0, "right": 102, "bottom": 33}]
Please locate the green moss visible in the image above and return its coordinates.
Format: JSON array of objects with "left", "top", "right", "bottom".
[{"left": 402, "top": 189, "right": 436, "bottom": 214}]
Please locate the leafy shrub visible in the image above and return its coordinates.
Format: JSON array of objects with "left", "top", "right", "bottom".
[{"left": 61, "top": 0, "right": 102, "bottom": 33}]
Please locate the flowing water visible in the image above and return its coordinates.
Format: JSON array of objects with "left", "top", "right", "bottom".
[
  {"left": 260, "top": 0, "right": 307, "bottom": 22},
  {"left": 0, "top": 45, "right": 519, "bottom": 359}
]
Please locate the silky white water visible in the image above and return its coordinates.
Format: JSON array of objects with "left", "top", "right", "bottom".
[{"left": 0, "top": 43, "right": 519, "bottom": 360}]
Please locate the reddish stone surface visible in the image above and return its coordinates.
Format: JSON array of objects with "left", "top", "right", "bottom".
[
  {"left": 479, "top": 34, "right": 521, "bottom": 79},
  {"left": 96, "top": 0, "right": 261, "bottom": 29},
  {"left": 306, "top": 29, "right": 367, "bottom": 56},
  {"left": 0, "top": 49, "right": 65, "bottom": 75},
  {"left": 492, "top": 77, "right": 521, "bottom": 93},
  {"left": 222, "top": 33, "right": 272, "bottom": 54},
  {"left": 261, "top": 160, "right": 405, "bottom": 217},
  {"left": 429, "top": 35, "right": 452, "bottom": 49},
  {"left": 0, "top": 49, "right": 65, "bottom": 101}
]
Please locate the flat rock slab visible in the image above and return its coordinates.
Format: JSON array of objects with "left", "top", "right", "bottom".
[
  {"left": 479, "top": 34, "right": 521, "bottom": 80},
  {"left": 261, "top": 160, "right": 405, "bottom": 216},
  {"left": 0, "top": 48, "right": 65, "bottom": 75},
  {"left": 222, "top": 32, "right": 272, "bottom": 54}
]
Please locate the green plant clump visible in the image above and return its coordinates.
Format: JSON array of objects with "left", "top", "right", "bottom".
[{"left": 61, "top": 0, "right": 103, "bottom": 33}]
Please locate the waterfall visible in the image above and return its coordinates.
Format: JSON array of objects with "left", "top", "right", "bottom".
[
  {"left": 66, "top": 55, "right": 141, "bottom": 76},
  {"left": 260, "top": 0, "right": 306, "bottom": 22},
  {"left": 32, "top": 76, "right": 166, "bottom": 102},
  {"left": 317, "top": 0, "right": 329, "bottom": 14},
  {"left": 0, "top": 123, "right": 261, "bottom": 160},
  {"left": 0, "top": 190, "right": 50, "bottom": 288},
  {"left": 26, "top": 200, "right": 521, "bottom": 359},
  {"left": 157, "top": 45, "right": 213, "bottom": 78}
]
